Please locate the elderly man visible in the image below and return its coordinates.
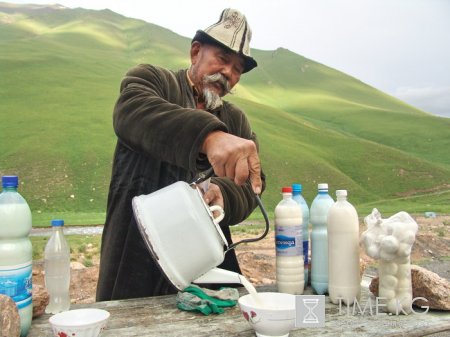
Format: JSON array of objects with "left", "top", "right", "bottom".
[{"left": 96, "top": 8, "right": 265, "bottom": 301}]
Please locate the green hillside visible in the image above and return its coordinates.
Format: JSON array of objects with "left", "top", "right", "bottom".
[{"left": 0, "top": 3, "right": 449, "bottom": 226}]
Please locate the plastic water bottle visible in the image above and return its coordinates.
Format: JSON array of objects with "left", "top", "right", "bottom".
[
  {"left": 310, "top": 183, "right": 334, "bottom": 295},
  {"left": 275, "top": 186, "right": 304, "bottom": 294},
  {"left": 0, "top": 175, "right": 33, "bottom": 337},
  {"left": 291, "top": 183, "right": 310, "bottom": 289},
  {"left": 44, "top": 219, "right": 71, "bottom": 313},
  {"left": 327, "top": 190, "right": 361, "bottom": 305}
]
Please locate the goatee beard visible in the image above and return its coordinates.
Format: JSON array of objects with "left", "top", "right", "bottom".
[
  {"left": 203, "top": 88, "right": 223, "bottom": 110},
  {"left": 202, "top": 73, "right": 231, "bottom": 110}
]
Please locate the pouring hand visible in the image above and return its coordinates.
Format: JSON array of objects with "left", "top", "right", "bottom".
[{"left": 201, "top": 131, "right": 262, "bottom": 194}]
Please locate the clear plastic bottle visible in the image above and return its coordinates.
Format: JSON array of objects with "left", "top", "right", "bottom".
[
  {"left": 291, "top": 183, "right": 310, "bottom": 289},
  {"left": 310, "top": 183, "right": 334, "bottom": 295},
  {"left": 275, "top": 186, "right": 304, "bottom": 294},
  {"left": 0, "top": 175, "right": 33, "bottom": 337},
  {"left": 44, "top": 219, "right": 71, "bottom": 314},
  {"left": 327, "top": 190, "right": 361, "bottom": 305}
]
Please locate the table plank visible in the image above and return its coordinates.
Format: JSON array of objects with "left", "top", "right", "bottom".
[{"left": 29, "top": 276, "right": 450, "bottom": 337}]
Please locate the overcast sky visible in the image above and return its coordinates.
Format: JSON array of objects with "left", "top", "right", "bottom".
[{"left": 6, "top": 0, "right": 450, "bottom": 117}]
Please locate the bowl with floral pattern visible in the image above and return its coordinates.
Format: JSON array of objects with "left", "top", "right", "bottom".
[
  {"left": 238, "top": 292, "right": 296, "bottom": 337},
  {"left": 49, "top": 308, "right": 110, "bottom": 337}
]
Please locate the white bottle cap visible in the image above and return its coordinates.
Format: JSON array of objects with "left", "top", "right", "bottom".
[
  {"left": 336, "top": 190, "right": 347, "bottom": 197},
  {"left": 318, "top": 183, "right": 328, "bottom": 190}
]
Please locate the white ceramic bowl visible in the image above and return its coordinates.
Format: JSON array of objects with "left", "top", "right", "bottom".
[
  {"left": 238, "top": 292, "right": 296, "bottom": 337},
  {"left": 49, "top": 308, "right": 110, "bottom": 337}
]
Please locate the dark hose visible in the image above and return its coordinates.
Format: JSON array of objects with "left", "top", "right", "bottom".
[
  {"left": 226, "top": 193, "right": 270, "bottom": 252},
  {"left": 194, "top": 169, "right": 270, "bottom": 252}
]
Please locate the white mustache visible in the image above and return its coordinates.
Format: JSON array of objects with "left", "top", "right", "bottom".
[{"left": 203, "top": 73, "right": 231, "bottom": 94}]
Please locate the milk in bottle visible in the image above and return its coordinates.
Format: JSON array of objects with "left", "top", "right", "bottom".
[
  {"left": 0, "top": 175, "right": 33, "bottom": 337},
  {"left": 275, "top": 186, "right": 304, "bottom": 294},
  {"left": 310, "top": 183, "right": 334, "bottom": 295},
  {"left": 291, "top": 183, "right": 310, "bottom": 288},
  {"left": 327, "top": 190, "right": 361, "bottom": 305}
]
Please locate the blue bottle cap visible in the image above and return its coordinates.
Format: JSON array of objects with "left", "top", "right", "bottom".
[
  {"left": 318, "top": 183, "right": 328, "bottom": 191},
  {"left": 51, "top": 219, "right": 65, "bottom": 227},
  {"left": 292, "top": 183, "right": 302, "bottom": 193},
  {"left": 2, "top": 175, "right": 18, "bottom": 188}
]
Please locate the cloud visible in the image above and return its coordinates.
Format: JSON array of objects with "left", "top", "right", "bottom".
[{"left": 395, "top": 86, "right": 450, "bottom": 118}]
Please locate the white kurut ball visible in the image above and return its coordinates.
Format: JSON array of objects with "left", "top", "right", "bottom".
[
  {"left": 380, "top": 235, "right": 399, "bottom": 254},
  {"left": 397, "top": 243, "right": 412, "bottom": 257},
  {"left": 380, "top": 261, "right": 398, "bottom": 275},
  {"left": 366, "top": 244, "right": 380, "bottom": 259},
  {"left": 380, "top": 275, "right": 398, "bottom": 290}
]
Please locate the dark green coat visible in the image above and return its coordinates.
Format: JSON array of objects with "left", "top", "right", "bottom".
[{"left": 96, "top": 64, "right": 265, "bottom": 300}]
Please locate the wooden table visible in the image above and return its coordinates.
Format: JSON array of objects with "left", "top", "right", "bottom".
[{"left": 29, "top": 276, "right": 450, "bottom": 337}]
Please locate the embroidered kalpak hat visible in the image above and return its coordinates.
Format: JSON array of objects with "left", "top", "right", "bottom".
[{"left": 192, "top": 8, "right": 257, "bottom": 73}]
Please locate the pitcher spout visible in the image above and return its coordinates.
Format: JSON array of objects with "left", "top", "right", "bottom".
[{"left": 193, "top": 268, "right": 242, "bottom": 285}]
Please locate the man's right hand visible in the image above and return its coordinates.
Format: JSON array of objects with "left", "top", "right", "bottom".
[{"left": 201, "top": 131, "right": 262, "bottom": 194}]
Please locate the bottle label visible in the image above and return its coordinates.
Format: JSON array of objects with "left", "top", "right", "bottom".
[
  {"left": 275, "top": 225, "right": 302, "bottom": 256},
  {"left": 0, "top": 261, "right": 32, "bottom": 309},
  {"left": 303, "top": 240, "right": 309, "bottom": 265}
]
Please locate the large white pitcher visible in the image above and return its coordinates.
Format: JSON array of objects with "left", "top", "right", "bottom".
[{"left": 132, "top": 173, "right": 269, "bottom": 291}]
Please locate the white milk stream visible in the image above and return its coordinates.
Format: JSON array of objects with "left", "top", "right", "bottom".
[{"left": 239, "top": 274, "right": 264, "bottom": 306}]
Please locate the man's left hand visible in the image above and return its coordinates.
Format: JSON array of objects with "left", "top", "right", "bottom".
[{"left": 202, "top": 183, "right": 224, "bottom": 217}]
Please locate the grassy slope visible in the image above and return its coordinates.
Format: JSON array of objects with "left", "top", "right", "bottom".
[
  {"left": 229, "top": 96, "right": 450, "bottom": 215},
  {"left": 244, "top": 48, "right": 450, "bottom": 166},
  {"left": 0, "top": 4, "right": 449, "bottom": 225}
]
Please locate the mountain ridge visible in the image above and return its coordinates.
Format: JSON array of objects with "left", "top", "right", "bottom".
[{"left": 1, "top": 2, "right": 449, "bottom": 224}]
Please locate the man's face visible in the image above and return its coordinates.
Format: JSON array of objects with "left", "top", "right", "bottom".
[{"left": 190, "top": 42, "right": 245, "bottom": 109}]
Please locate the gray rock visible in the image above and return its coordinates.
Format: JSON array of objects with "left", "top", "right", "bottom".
[
  {"left": 32, "top": 284, "right": 49, "bottom": 318},
  {"left": 410, "top": 264, "right": 450, "bottom": 310},
  {"left": 0, "top": 294, "right": 20, "bottom": 337}
]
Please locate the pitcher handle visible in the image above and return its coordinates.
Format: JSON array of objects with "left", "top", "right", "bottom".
[
  {"left": 226, "top": 194, "right": 270, "bottom": 252},
  {"left": 209, "top": 205, "right": 225, "bottom": 224}
]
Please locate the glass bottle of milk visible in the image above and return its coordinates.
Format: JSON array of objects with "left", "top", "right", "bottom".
[
  {"left": 291, "top": 183, "right": 310, "bottom": 289},
  {"left": 327, "top": 190, "right": 361, "bottom": 305},
  {"left": 0, "top": 175, "right": 33, "bottom": 337},
  {"left": 310, "top": 183, "right": 334, "bottom": 295},
  {"left": 275, "top": 186, "right": 304, "bottom": 294},
  {"left": 45, "top": 219, "right": 71, "bottom": 313}
]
